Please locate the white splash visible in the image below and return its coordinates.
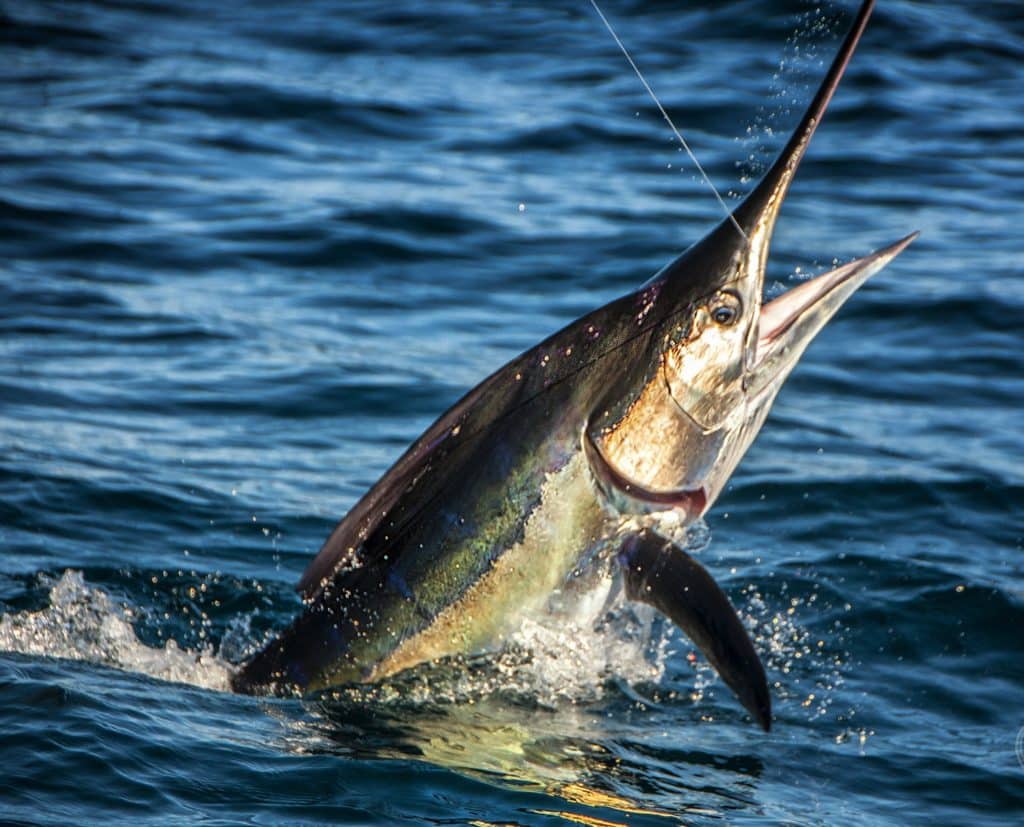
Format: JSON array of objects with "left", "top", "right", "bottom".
[
  {"left": 0, "top": 570, "right": 233, "bottom": 692},
  {"left": 503, "top": 594, "right": 667, "bottom": 703},
  {"left": 0, "top": 569, "right": 837, "bottom": 721}
]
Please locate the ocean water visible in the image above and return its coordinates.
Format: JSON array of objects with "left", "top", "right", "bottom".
[{"left": 1, "top": 0, "right": 1022, "bottom": 824}]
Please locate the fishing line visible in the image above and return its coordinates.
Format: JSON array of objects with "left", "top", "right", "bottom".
[{"left": 587, "top": 0, "right": 748, "bottom": 242}]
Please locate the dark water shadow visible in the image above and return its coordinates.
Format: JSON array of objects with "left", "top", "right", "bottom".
[{"left": 287, "top": 656, "right": 766, "bottom": 825}]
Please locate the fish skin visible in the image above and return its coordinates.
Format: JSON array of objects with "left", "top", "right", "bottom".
[{"left": 234, "top": 285, "right": 687, "bottom": 692}]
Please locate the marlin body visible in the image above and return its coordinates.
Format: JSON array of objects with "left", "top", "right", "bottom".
[{"left": 232, "top": 0, "right": 913, "bottom": 731}]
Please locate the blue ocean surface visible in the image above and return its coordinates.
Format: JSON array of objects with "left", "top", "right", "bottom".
[{"left": 1, "top": 0, "right": 1022, "bottom": 824}]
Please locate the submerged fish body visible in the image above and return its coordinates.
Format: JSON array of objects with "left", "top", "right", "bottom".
[{"left": 233, "top": 0, "right": 914, "bottom": 731}]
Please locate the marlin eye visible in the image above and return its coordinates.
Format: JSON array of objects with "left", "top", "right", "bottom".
[{"left": 711, "top": 304, "right": 738, "bottom": 326}]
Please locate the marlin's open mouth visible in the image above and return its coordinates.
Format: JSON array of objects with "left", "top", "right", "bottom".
[{"left": 749, "top": 232, "right": 919, "bottom": 400}]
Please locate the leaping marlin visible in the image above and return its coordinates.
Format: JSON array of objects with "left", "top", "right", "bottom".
[{"left": 232, "top": 0, "right": 915, "bottom": 731}]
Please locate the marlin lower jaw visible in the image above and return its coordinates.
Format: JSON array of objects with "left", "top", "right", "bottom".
[{"left": 748, "top": 232, "right": 920, "bottom": 400}]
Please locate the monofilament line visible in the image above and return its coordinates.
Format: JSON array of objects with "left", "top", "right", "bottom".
[{"left": 588, "top": 0, "right": 748, "bottom": 241}]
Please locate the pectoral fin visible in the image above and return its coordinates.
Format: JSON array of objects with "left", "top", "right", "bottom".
[{"left": 617, "top": 529, "right": 771, "bottom": 731}]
